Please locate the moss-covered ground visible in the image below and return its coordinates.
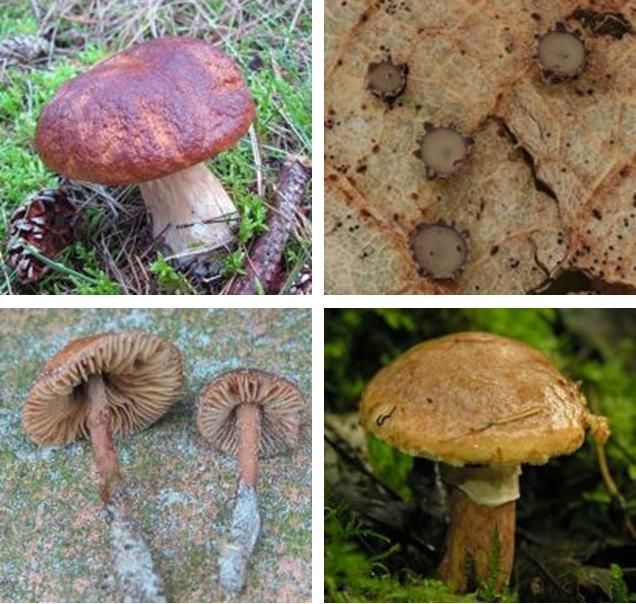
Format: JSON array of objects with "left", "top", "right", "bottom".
[{"left": 0, "top": 308, "right": 312, "bottom": 602}]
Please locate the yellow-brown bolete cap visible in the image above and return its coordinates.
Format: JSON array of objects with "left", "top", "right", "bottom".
[
  {"left": 196, "top": 368, "right": 305, "bottom": 458},
  {"left": 34, "top": 37, "right": 256, "bottom": 255},
  {"left": 359, "top": 331, "right": 610, "bottom": 592},
  {"left": 23, "top": 331, "right": 184, "bottom": 446},
  {"left": 360, "top": 331, "right": 608, "bottom": 468}
]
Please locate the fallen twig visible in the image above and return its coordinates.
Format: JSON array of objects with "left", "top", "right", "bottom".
[{"left": 227, "top": 156, "right": 311, "bottom": 294}]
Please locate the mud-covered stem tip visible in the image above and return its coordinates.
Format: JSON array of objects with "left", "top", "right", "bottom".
[{"left": 219, "top": 402, "right": 263, "bottom": 595}]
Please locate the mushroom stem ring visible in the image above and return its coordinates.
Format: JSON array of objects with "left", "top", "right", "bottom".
[{"left": 85, "top": 374, "right": 167, "bottom": 603}]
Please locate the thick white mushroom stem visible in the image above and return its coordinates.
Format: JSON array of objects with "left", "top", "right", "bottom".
[
  {"left": 438, "top": 465, "right": 520, "bottom": 592},
  {"left": 85, "top": 374, "right": 167, "bottom": 603},
  {"left": 139, "top": 162, "right": 239, "bottom": 256},
  {"left": 219, "top": 403, "right": 261, "bottom": 595}
]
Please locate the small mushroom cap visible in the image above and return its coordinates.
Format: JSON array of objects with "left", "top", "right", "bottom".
[
  {"left": 416, "top": 126, "right": 472, "bottom": 178},
  {"left": 360, "top": 332, "right": 608, "bottom": 466},
  {"left": 365, "top": 57, "right": 407, "bottom": 100},
  {"left": 411, "top": 223, "right": 468, "bottom": 280},
  {"left": 537, "top": 30, "right": 586, "bottom": 79},
  {"left": 196, "top": 368, "right": 305, "bottom": 458},
  {"left": 23, "top": 331, "right": 184, "bottom": 445},
  {"left": 35, "top": 37, "right": 255, "bottom": 186}
]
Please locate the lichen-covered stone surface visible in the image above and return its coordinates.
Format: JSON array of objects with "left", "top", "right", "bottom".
[
  {"left": 325, "top": 0, "right": 635, "bottom": 294},
  {"left": 0, "top": 309, "right": 312, "bottom": 603}
]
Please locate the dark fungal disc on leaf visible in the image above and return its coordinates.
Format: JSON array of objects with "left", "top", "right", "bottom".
[
  {"left": 536, "top": 24, "right": 586, "bottom": 83},
  {"left": 365, "top": 56, "right": 408, "bottom": 102},
  {"left": 415, "top": 124, "right": 474, "bottom": 179},
  {"left": 410, "top": 222, "right": 468, "bottom": 280}
]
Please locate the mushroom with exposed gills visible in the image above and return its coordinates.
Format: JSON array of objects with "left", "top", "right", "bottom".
[
  {"left": 196, "top": 368, "right": 305, "bottom": 595},
  {"left": 359, "top": 332, "right": 610, "bottom": 592},
  {"left": 34, "top": 37, "right": 256, "bottom": 257},
  {"left": 23, "top": 331, "right": 184, "bottom": 603}
]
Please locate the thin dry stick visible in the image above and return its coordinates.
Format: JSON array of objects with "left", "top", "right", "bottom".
[
  {"left": 589, "top": 391, "right": 636, "bottom": 540},
  {"left": 249, "top": 124, "right": 264, "bottom": 197},
  {"left": 227, "top": 156, "right": 311, "bottom": 294}
]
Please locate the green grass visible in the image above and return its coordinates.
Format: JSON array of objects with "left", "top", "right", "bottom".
[
  {"left": 0, "top": 0, "right": 311, "bottom": 294},
  {"left": 0, "top": 5, "right": 37, "bottom": 35}
]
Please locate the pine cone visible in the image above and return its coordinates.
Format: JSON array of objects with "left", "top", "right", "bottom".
[
  {"left": 7, "top": 188, "right": 81, "bottom": 284},
  {"left": 0, "top": 34, "right": 49, "bottom": 66}
]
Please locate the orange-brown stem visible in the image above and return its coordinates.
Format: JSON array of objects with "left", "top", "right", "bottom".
[
  {"left": 85, "top": 374, "right": 124, "bottom": 502},
  {"left": 236, "top": 404, "right": 260, "bottom": 487},
  {"left": 438, "top": 486, "right": 515, "bottom": 592}
]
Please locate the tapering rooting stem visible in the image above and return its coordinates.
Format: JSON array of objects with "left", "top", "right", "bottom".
[
  {"left": 438, "top": 486, "right": 515, "bottom": 592},
  {"left": 85, "top": 374, "right": 167, "bottom": 603},
  {"left": 219, "top": 403, "right": 262, "bottom": 595}
]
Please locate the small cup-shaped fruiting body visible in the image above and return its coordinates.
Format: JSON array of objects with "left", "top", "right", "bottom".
[
  {"left": 415, "top": 123, "right": 474, "bottom": 179},
  {"left": 536, "top": 23, "right": 586, "bottom": 83},
  {"left": 410, "top": 222, "right": 468, "bottom": 280},
  {"left": 365, "top": 55, "right": 408, "bottom": 102}
]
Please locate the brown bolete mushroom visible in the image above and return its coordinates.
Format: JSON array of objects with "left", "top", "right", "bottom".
[
  {"left": 34, "top": 37, "right": 255, "bottom": 256},
  {"left": 196, "top": 368, "right": 305, "bottom": 595},
  {"left": 23, "top": 331, "right": 184, "bottom": 603},
  {"left": 359, "top": 332, "right": 610, "bottom": 592}
]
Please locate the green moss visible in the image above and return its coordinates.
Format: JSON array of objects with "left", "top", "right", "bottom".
[
  {"left": 0, "top": 5, "right": 37, "bottom": 35},
  {"left": 0, "top": 62, "right": 77, "bottom": 214},
  {"left": 366, "top": 434, "right": 413, "bottom": 500}
]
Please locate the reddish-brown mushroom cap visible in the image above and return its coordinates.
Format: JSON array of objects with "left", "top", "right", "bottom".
[
  {"left": 23, "top": 331, "right": 184, "bottom": 445},
  {"left": 34, "top": 37, "right": 255, "bottom": 186},
  {"left": 196, "top": 368, "right": 305, "bottom": 458}
]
